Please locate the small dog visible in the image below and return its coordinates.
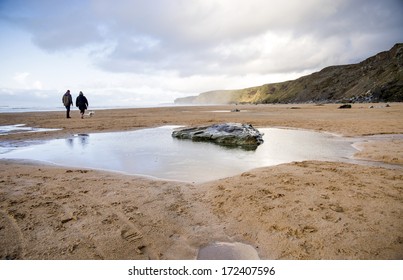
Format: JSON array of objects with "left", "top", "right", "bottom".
[{"left": 86, "top": 111, "right": 95, "bottom": 117}]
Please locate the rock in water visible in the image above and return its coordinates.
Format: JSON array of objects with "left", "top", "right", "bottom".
[{"left": 172, "top": 123, "right": 264, "bottom": 150}]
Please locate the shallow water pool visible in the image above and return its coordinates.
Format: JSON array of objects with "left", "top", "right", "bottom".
[
  {"left": 0, "top": 124, "right": 61, "bottom": 135},
  {"left": 0, "top": 126, "right": 357, "bottom": 183}
]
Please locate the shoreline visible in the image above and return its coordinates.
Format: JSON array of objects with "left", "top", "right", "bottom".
[{"left": 1, "top": 104, "right": 402, "bottom": 259}]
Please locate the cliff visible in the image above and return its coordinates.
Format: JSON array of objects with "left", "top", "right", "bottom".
[{"left": 175, "top": 43, "right": 403, "bottom": 104}]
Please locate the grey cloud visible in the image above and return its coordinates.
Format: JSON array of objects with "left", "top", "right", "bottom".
[
  {"left": 0, "top": 0, "right": 104, "bottom": 51},
  {"left": 93, "top": 0, "right": 403, "bottom": 76},
  {"left": 2, "top": 0, "right": 403, "bottom": 76}
]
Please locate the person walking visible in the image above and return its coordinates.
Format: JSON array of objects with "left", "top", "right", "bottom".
[
  {"left": 62, "top": 90, "right": 73, "bottom": 118},
  {"left": 76, "top": 91, "right": 89, "bottom": 119}
]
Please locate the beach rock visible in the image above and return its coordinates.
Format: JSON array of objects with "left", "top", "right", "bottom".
[{"left": 172, "top": 123, "right": 264, "bottom": 150}]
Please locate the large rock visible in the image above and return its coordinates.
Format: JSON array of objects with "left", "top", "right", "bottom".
[{"left": 172, "top": 123, "right": 264, "bottom": 150}]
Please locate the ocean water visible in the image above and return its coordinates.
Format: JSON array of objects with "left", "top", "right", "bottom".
[
  {"left": 0, "top": 126, "right": 358, "bottom": 183},
  {"left": 0, "top": 103, "right": 181, "bottom": 113}
]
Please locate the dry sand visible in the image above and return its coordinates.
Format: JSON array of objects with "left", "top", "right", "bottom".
[{"left": 0, "top": 103, "right": 402, "bottom": 259}]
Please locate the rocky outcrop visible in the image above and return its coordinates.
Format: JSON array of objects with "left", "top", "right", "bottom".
[{"left": 172, "top": 123, "right": 264, "bottom": 150}]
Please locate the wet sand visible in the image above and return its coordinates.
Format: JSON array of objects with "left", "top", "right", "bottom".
[{"left": 0, "top": 103, "right": 402, "bottom": 259}]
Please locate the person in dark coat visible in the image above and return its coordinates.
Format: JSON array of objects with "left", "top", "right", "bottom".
[
  {"left": 62, "top": 90, "right": 73, "bottom": 118},
  {"left": 76, "top": 91, "right": 89, "bottom": 119}
]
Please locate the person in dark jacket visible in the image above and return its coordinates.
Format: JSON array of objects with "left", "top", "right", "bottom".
[
  {"left": 76, "top": 91, "right": 89, "bottom": 119},
  {"left": 62, "top": 90, "right": 73, "bottom": 118}
]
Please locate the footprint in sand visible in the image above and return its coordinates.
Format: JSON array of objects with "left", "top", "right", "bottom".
[
  {"left": 121, "top": 228, "right": 146, "bottom": 254},
  {"left": 121, "top": 228, "right": 143, "bottom": 243}
]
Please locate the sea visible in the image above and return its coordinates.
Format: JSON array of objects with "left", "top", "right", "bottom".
[{"left": 0, "top": 103, "right": 181, "bottom": 113}]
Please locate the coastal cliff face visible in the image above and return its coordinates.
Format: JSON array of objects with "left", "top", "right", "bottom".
[{"left": 175, "top": 43, "right": 403, "bottom": 104}]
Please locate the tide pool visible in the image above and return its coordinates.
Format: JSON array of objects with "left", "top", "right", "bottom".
[{"left": 0, "top": 126, "right": 358, "bottom": 183}]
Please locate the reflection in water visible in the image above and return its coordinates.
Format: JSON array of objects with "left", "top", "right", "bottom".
[
  {"left": 1, "top": 126, "right": 359, "bottom": 183},
  {"left": 66, "top": 134, "right": 89, "bottom": 148},
  {"left": 66, "top": 138, "right": 74, "bottom": 148}
]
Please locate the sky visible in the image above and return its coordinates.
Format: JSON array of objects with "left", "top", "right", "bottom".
[{"left": 0, "top": 0, "right": 402, "bottom": 109}]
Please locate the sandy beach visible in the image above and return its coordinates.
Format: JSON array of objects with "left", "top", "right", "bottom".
[{"left": 1, "top": 103, "right": 402, "bottom": 259}]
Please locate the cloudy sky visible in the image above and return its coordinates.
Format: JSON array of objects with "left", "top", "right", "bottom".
[{"left": 1, "top": 0, "right": 402, "bottom": 109}]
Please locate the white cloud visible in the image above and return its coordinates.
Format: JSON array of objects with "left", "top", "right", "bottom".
[
  {"left": 13, "top": 72, "right": 30, "bottom": 84},
  {"left": 11, "top": 72, "right": 44, "bottom": 90},
  {"left": 33, "top": 81, "right": 43, "bottom": 90}
]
